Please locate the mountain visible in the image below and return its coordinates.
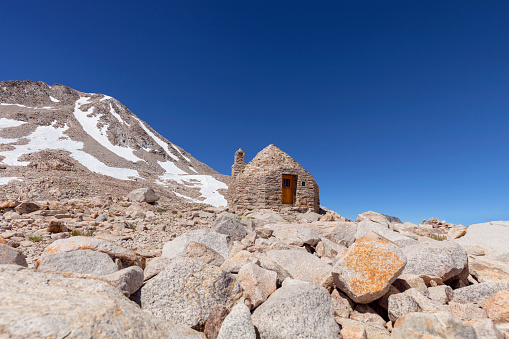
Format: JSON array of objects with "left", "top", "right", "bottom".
[{"left": 0, "top": 80, "right": 229, "bottom": 206}]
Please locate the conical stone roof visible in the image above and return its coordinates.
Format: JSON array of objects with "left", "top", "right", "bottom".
[{"left": 241, "top": 144, "right": 306, "bottom": 175}]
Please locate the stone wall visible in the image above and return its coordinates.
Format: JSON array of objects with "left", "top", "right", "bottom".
[{"left": 227, "top": 145, "right": 320, "bottom": 213}]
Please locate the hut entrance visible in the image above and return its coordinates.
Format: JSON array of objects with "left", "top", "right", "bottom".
[{"left": 282, "top": 174, "right": 296, "bottom": 204}]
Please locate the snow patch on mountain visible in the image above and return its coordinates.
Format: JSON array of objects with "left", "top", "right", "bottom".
[
  {"left": 49, "top": 96, "right": 60, "bottom": 102},
  {"left": 133, "top": 116, "right": 179, "bottom": 162},
  {"left": 73, "top": 97, "right": 142, "bottom": 163},
  {"left": 0, "top": 120, "right": 140, "bottom": 180},
  {"left": 0, "top": 177, "right": 22, "bottom": 185},
  {"left": 157, "top": 173, "right": 227, "bottom": 207}
]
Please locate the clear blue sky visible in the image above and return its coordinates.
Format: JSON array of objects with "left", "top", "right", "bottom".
[{"left": 2, "top": 1, "right": 508, "bottom": 225}]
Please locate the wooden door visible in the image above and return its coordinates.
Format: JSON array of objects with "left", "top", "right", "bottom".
[{"left": 282, "top": 175, "right": 294, "bottom": 204}]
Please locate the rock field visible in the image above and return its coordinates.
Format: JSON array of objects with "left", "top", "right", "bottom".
[{"left": 1, "top": 192, "right": 509, "bottom": 338}]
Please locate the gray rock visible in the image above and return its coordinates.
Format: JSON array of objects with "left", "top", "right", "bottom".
[
  {"left": 127, "top": 187, "right": 159, "bottom": 202},
  {"left": 350, "top": 304, "right": 386, "bottom": 326},
  {"left": 388, "top": 292, "right": 420, "bottom": 321},
  {"left": 217, "top": 303, "right": 256, "bottom": 339},
  {"left": 357, "top": 211, "right": 402, "bottom": 225},
  {"left": 144, "top": 256, "right": 173, "bottom": 280},
  {"left": 355, "top": 220, "right": 417, "bottom": 247},
  {"left": 39, "top": 236, "right": 145, "bottom": 269},
  {"left": 247, "top": 209, "right": 285, "bottom": 223},
  {"left": 392, "top": 311, "right": 477, "bottom": 339},
  {"left": 443, "top": 302, "right": 488, "bottom": 321},
  {"left": 323, "top": 221, "right": 358, "bottom": 247},
  {"left": 471, "top": 319, "right": 505, "bottom": 339},
  {"left": 220, "top": 250, "right": 259, "bottom": 273},
  {"left": 428, "top": 285, "right": 454, "bottom": 304},
  {"left": 452, "top": 279, "right": 509, "bottom": 303},
  {"left": 455, "top": 221, "right": 509, "bottom": 263},
  {"left": 37, "top": 249, "right": 119, "bottom": 276},
  {"left": 335, "top": 318, "right": 390, "bottom": 339},
  {"left": 0, "top": 243, "right": 27, "bottom": 267},
  {"left": 237, "top": 263, "right": 277, "bottom": 309},
  {"left": 213, "top": 212, "right": 249, "bottom": 242},
  {"left": 0, "top": 265, "right": 205, "bottom": 338},
  {"left": 182, "top": 241, "right": 225, "bottom": 267},
  {"left": 331, "top": 288, "right": 354, "bottom": 318},
  {"left": 139, "top": 257, "right": 241, "bottom": 330},
  {"left": 104, "top": 265, "right": 144, "bottom": 296},
  {"left": 14, "top": 202, "right": 40, "bottom": 214},
  {"left": 263, "top": 249, "right": 333, "bottom": 290},
  {"left": 401, "top": 239, "right": 468, "bottom": 282},
  {"left": 298, "top": 211, "right": 322, "bottom": 223},
  {"left": 295, "top": 227, "right": 321, "bottom": 246},
  {"left": 251, "top": 282, "right": 340, "bottom": 339},
  {"left": 258, "top": 255, "right": 292, "bottom": 285},
  {"left": 161, "top": 229, "right": 231, "bottom": 261}
]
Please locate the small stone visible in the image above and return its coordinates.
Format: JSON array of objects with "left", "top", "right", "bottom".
[
  {"left": 212, "top": 212, "right": 249, "bottom": 242},
  {"left": 127, "top": 188, "right": 159, "bottom": 203},
  {"left": 14, "top": 202, "right": 40, "bottom": 214},
  {"left": 0, "top": 243, "right": 27, "bottom": 267},
  {"left": 428, "top": 285, "right": 454, "bottom": 304},
  {"left": 331, "top": 288, "right": 354, "bottom": 318},
  {"left": 47, "top": 219, "right": 68, "bottom": 233},
  {"left": 388, "top": 292, "right": 420, "bottom": 322},
  {"left": 340, "top": 326, "right": 367, "bottom": 339}
]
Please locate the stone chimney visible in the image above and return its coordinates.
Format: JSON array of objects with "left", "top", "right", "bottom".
[{"left": 231, "top": 148, "right": 246, "bottom": 178}]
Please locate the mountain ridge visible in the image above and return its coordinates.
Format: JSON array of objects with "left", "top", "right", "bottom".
[{"left": 0, "top": 80, "right": 229, "bottom": 206}]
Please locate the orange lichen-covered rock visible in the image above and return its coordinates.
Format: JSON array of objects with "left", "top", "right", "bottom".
[
  {"left": 0, "top": 235, "right": 5, "bottom": 244},
  {"left": 332, "top": 237, "right": 406, "bottom": 304}
]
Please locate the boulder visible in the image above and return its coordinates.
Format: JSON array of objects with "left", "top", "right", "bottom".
[
  {"left": 247, "top": 209, "right": 285, "bottom": 223},
  {"left": 471, "top": 319, "right": 505, "bottom": 339},
  {"left": 212, "top": 212, "right": 249, "bottom": 242},
  {"left": 104, "top": 266, "right": 144, "bottom": 296},
  {"left": 332, "top": 237, "right": 406, "bottom": 304},
  {"left": 37, "top": 249, "right": 119, "bottom": 275},
  {"left": 331, "top": 288, "right": 354, "bottom": 318},
  {"left": 47, "top": 219, "right": 68, "bottom": 233},
  {"left": 340, "top": 326, "right": 367, "bottom": 339},
  {"left": 350, "top": 304, "right": 386, "bottom": 326},
  {"left": 237, "top": 263, "right": 277, "bottom": 309},
  {"left": 335, "top": 318, "right": 390, "bottom": 339},
  {"left": 357, "top": 211, "right": 402, "bottom": 225},
  {"left": 355, "top": 220, "right": 417, "bottom": 247},
  {"left": 14, "top": 201, "right": 40, "bottom": 214},
  {"left": 217, "top": 303, "right": 256, "bottom": 339},
  {"left": 203, "top": 305, "right": 229, "bottom": 339},
  {"left": 455, "top": 221, "right": 509, "bottom": 262},
  {"left": 298, "top": 211, "right": 322, "bottom": 223},
  {"left": 144, "top": 256, "right": 173, "bottom": 280},
  {"left": 220, "top": 250, "right": 260, "bottom": 273},
  {"left": 388, "top": 292, "right": 420, "bottom": 321},
  {"left": 428, "top": 285, "right": 454, "bottom": 304},
  {"left": 127, "top": 187, "right": 159, "bottom": 203},
  {"left": 315, "top": 238, "right": 346, "bottom": 259},
  {"left": 263, "top": 249, "right": 333, "bottom": 290},
  {"left": 392, "top": 311, "right": 477, "bottom": 339},
  {"left": 38, "top": 236, "right": 145, "bottom": 269},
  {"left": 452, "top": 279, "right": 509, "bottom": 303},
  {"left": 161, "top": 229, "right": 231, "bottom": 261},
  {"left": 443, "top": 302, "right": 488, "bottom": 321},
  {"left": 481, "top": 290, "right": 509, "bottom": 324},
  {"left": 323, "top": 221, "right": 358, "bottom": 247},
  {"left": 0, "top": 243, "right": 28, "bottom": 267},
  {"left": 182, "top": 241, "right": 225, "bottom": 266},
  {"left": 251, "top": 282, "right": 340, "bottom": 338},
  {"left": 139, "top": 257, "right": 241, "bottom": 330},
  {"left": 401, "top": 239, "right": 468, "bottom": 282},
  {"left": 0, "top": 265, "right": 205, "bottom": 338}
]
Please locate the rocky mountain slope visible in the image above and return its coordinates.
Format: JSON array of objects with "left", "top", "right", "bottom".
[{"left": 0, "top": 80, "right": 228, "bottom": 206}]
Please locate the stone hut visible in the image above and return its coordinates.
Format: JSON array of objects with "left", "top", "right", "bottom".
[{"left": 228, "top": 144, "right": 320, "bottom": 213}]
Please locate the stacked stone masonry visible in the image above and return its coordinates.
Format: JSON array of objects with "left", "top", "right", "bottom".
[{"left": 228, "top": 145, "right": 320, "bottom": 213}]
